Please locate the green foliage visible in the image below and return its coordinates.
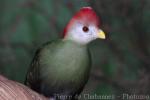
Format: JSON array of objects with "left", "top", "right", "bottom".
[
  {"left": 12, "top": 18, "right": 32, "bottom": 44},
  {"left": 102, "top": 58, "right": 118, "bottom": 77},
  {"left": 94, "top": 83, "right": 114, "bottom": 95},
  {"left": 92, "top": 83, "right": 114, "bottom": 100}
]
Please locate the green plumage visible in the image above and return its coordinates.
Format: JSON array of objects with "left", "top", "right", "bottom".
[{"left": 25, "top": 39, "right": 91, "bottom": 99}]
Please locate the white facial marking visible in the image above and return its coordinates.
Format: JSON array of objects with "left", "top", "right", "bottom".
[{"left": 65, "top": 22, "right": 99, "bottom": 45}]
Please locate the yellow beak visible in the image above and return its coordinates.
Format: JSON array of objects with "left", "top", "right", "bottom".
[{"left": 97, "top": 29, "right": 106, "bottom": 39}]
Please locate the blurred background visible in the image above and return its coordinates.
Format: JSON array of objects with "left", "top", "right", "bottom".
[{"left": 0, "top": 0, "right": 150, "bottom": 99}]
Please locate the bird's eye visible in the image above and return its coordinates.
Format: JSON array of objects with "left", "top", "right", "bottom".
[{"left": 82, "top": 26, "right": 89, "bottom": 32}]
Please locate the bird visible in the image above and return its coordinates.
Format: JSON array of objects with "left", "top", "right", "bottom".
[{"left": 25, "top": 7, "right": 106, "bottom": 100}]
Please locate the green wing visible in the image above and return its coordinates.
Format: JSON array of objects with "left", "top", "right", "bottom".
[{"left": 24, "top": 42, "right": 51, "bottom": 93}]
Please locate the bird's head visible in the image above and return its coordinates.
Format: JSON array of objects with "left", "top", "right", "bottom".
[{"left": 63, "top": 7, "right": 106, "bottom": 45}]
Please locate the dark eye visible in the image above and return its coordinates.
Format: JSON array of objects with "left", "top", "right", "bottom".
[{"left": 82, "top": 26, "right": 89, "bottom": 32}]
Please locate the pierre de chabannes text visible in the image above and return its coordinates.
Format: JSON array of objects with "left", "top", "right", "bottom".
[{"left": 54, "top": 93, "right": 150, "bottom": 100}]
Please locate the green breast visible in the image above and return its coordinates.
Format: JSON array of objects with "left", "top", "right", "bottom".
[{"left": 39, "top": 40, "right": 91, "bottom": 90}]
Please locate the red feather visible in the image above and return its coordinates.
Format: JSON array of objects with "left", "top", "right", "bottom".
[{"left": 63, "top": 7, "right": 100, "bottom": 38}]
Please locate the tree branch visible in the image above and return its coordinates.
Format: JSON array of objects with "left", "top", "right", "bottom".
[{"left": 0, "top": 75, "right": 48, "bottom": 100}]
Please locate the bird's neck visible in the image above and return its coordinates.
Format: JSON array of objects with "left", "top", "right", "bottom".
[
  {"left": 63, "top": 34, "right": 89, "bottom": 46},
  {"left": 62, "top": 38, "right": 87, "bottom": 49}
]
